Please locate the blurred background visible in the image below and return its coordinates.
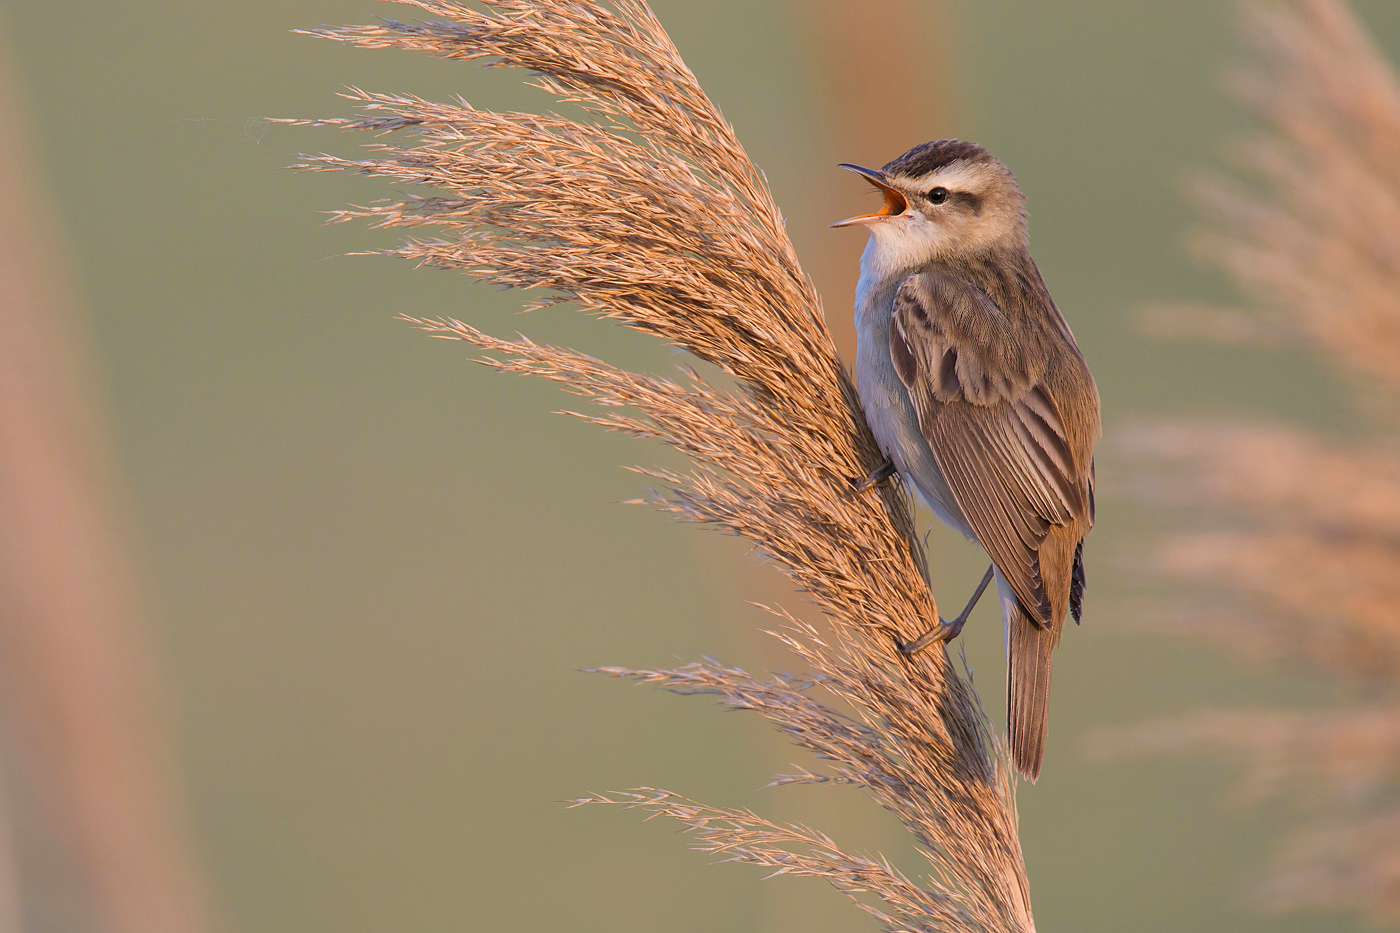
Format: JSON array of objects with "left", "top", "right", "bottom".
[{"left": 2, "top": 0, "right": 1399, "bottom": 931}]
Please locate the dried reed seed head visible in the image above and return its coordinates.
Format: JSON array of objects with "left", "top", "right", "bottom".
[{"left": 293, "top": 1, "right": 1035, "bottom": 930}]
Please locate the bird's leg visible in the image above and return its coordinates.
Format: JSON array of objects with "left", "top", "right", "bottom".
[
  {"left": 851, "top": 458, "right": 897, "bottom": 493},
  {"left": 899, "top": 564, "right": 996, "bottom": 655}
]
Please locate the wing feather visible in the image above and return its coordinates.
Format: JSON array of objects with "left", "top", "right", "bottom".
[{"left": 890, "top": 271, "right": 1094, "bottom": 627}]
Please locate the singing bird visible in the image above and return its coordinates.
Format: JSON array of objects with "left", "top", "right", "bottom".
[{"left": 834, "top": 140, "right": 1099, "bottom": 781}]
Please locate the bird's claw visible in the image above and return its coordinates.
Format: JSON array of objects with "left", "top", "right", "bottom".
[
  {"left": 851, "top": 458, "right": 896, "bottom": 493},
  {"left": 898, "top": 614, "right": 968, "bottom": 656},
  {"left": 898, "top": 564, "right": 994, "bottom": 656}
]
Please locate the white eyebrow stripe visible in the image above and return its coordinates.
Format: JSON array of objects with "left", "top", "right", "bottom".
[{"left": 899, "top": 162, "right": 989, "bottom": 192}]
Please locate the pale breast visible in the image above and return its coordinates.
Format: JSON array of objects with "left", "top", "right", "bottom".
[{"left": 854, "top": 275, "right": 976, "bottom": 541}]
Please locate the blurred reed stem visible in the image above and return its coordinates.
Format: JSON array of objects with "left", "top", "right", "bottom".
[{"left": 0, "top": 29, "right": 215, "bottom": 933}]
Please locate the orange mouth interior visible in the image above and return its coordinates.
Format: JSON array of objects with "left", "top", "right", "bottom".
[
  {"left": 841, "top": 179, "right": 906, "bottom": 224},
  {"left": 832, "top": 166, "right": 909, "bottom": 227},
  {"left": 874, "top": 184, "right": 907, "bottom": 217}
]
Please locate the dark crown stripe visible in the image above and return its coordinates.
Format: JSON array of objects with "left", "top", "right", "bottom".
[{"left": 882, "top": 139, "right": 993, "bottom": 178}]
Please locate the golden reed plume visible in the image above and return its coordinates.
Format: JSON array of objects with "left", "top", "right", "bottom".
[
  {"left": 1100, "top": 0, "right": 1400, "bottom": 921},
  {"left": 282, "top": 2, "right": 1033, "bottom": 930}
]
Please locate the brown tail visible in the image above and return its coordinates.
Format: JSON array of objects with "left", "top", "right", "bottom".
[{"left": 1007, "top": 598, "right": 1058, "bottom": 782}]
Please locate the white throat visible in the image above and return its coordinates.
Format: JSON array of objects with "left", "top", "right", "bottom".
[{"left": 854, "top": 222, "right": 937, "bottom": 320}]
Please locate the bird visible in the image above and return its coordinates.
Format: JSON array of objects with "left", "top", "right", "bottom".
[{"left": 833, "top": 139, "right": 1099, "bottom": 781}]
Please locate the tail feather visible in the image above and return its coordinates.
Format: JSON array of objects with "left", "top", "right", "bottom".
[
  {"left": 1007, "top": 600, "right": 1058, "bottom": 782},
  {"left": 996, "top": 524, "right": 1079, "bottom": 781}
]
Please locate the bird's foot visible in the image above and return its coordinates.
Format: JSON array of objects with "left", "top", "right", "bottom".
[
  {"left": 851, "top": 459, "right": 896, "bottom": 493},
  {"left": 898, "top": 614, "right": 969, "bottom": 655},
  {"left": 897, "top": 564, "right": 996, "bottom": 656}
]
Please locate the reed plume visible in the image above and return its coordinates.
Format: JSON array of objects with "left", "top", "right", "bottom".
[
  {"left": 284, "top": 1, "right": 1033, "bottom": 930},
  {"left": 1101, "top": 0, "right": 1400, "bottom": 920}
]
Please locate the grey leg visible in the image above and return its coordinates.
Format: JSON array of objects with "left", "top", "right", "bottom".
[{"left": 899, "top": 564, "right": 995, "bottom": 655}]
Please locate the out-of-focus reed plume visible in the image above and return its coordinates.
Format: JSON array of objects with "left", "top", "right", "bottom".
[
  {"left": 285, "top": 2, "right": 1032, "bottom": 929},
  {"left": 1100, "top": 0, "right": 1400, "bottom": 920},
  {"left": 1138, "top": 0, "right": 1400, "bottom": 396},
  {"left": 0, "top": 29, "right": 216, "bottom": 933}
]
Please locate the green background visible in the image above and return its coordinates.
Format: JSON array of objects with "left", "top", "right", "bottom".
[{"left": 6, "top": 1, "right": 1399, "bottom": 931}]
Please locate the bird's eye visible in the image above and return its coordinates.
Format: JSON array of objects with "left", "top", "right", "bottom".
[{"left": 928, "top": 187, "right": 949, "bottom": 204}]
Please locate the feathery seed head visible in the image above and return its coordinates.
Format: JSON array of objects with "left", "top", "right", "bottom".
[{"left": 289, "top": 3, "right": 1034, "bottom": 930}]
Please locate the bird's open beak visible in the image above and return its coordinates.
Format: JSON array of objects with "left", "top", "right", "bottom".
[{"left": 831, "top": 164, "right": 908, "bottom": 227}]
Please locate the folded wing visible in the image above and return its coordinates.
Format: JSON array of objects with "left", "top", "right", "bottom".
[{"left": 888, "top": 270, "right": 1093, "bottom": 627}]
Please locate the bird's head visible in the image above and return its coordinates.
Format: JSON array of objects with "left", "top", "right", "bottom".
[{"left": 832, "top": 139, "right": 1027, "bottom": 271}]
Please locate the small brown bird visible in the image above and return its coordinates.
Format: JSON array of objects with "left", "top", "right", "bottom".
[{"left": 834, "top": 140, "right": 1099, "bottom": 781}]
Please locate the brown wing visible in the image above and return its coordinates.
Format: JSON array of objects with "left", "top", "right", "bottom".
[{"left": 889, "top": 270, "right": 1094, "bottom": 627}]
